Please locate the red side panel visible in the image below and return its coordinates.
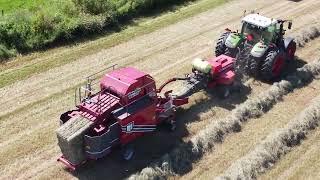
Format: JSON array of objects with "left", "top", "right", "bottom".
[
  {"left": 207, "top": 55, "right": 235, "bottom": 85},
  {"left": 118, "top": 103, "right": 157, "bottom": 145},
  {"left": 216, "top": 70, "right": 235, "bottom": 85},
  {"left": 208, "top": 55, "right": 234, "bottom": 74}
]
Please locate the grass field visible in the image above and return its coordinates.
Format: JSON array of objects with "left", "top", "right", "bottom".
[
  {"left": 0, "top": 0, "right": 45, "bottom": 12},
  {"left": 0, "top": 0, "right": 227, "bottom": 88},
  {"left": 1, "top": 0, "right": 217, "bottom": 60}
]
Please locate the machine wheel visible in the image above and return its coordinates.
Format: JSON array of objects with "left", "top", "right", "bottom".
[
  {"left": 215, "top": 32, "right": 230, "bottom": 56},
  {"left": 216, "top": 85, "right": 231, "bottom": 99},
  {"left": 122, "top": 144, "right": 134, "bottom": 161},
  {"left": 167, "top": 115, "right": 177, "bottom": 132},
  {"left": 170, "top": 122, "right": 177, "bottom": 132},
  {"left": 260, "top": 49, "right": 286, "bottom": 81},
  {"left": 286, "top": 41, "right": 297, "bottom": 61}
]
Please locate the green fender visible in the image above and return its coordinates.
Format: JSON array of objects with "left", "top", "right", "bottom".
[
  {"left": 225, "top": 33, "right": 242, "bottom": 48},
  {"left": 251, "top": 42, "right": 269, "bottom": 58}
]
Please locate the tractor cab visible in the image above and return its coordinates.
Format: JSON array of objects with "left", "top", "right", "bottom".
[{"left": 241, "top": 14, "right": 278, "bottom": 44}]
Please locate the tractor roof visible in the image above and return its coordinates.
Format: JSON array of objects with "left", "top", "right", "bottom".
[{"left": 242, "top": 14, "right": 277, "bottom": 28}]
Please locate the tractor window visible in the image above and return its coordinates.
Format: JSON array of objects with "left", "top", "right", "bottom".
[
  {"left": 241, "top": 22, "right": 262, "bottom": 42},
  {"left": 261, "top": 25, "right": 276, "bottom": 43},
  {"left": 241, "top": 22, "right": 276, "bottom": 43}
]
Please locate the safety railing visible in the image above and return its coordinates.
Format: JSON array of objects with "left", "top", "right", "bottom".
[
  {"left": 75, "top": 64, "right": 117, "bottom": 107},
  {"left": 75, "top": 67, "right": 156, "bottom": 119}
]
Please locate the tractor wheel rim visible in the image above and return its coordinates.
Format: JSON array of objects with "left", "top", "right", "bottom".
[{"left": 272, "top": 55, "right": 284, "bottom": 76}]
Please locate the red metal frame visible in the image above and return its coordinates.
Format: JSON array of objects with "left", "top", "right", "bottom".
[{"left": 57, "top": 156, "right": 86, "bottom": 171}]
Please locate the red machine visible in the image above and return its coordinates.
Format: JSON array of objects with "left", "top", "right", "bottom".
[{"left": 57, "top": 55, "right": 235, "bottom": 170}]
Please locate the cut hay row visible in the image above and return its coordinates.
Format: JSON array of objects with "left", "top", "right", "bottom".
[
  {"left": 128, "top": 59, "right": 320, "bottom": 180},
  {"left": 217, "top": 95, "right": 320, "bottom": 180},
  {"left": 295, "top": 26, "right": 320, "bottom": 48}
]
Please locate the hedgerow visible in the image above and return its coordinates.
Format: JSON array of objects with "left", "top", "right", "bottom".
[{"left": 0, "top": 0, "right": 195, "bottom": 61}]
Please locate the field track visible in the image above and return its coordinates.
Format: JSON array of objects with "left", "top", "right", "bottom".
[{"left": 0, "top": 0, "right": 320, "bottom": 179}]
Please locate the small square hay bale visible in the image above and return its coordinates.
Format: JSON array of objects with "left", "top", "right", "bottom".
[{"left": 56, "top": 115, "right": 93, "bottom": 165}]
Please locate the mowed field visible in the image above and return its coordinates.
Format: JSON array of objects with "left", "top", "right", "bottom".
[{"left": 0, "top": 0, "right": 320, "bottom": 180}]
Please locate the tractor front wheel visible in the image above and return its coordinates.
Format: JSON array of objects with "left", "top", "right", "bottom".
[
  {"left": 260, "top": 49, "right": 286, "bottom": 81},
  {"left": 225, "top": 47, "right": 238, "bottom": 58},
  {"left": 248, "top": 56, "right": 260, "bottom": 77},
  {"left": 215, "top": 32, "right": 230, "bottom": 56}
]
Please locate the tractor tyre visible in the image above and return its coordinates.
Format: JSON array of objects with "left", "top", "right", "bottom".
[
  {"left": 225, "top": 47, "right": 238, "bottom": 58},
  {"left": 215, "top": 32, "right": 230, "bottom": 56},
  {"left": 286, "top": 41, "right": 297, "bottom": 61},
  {"left": 260, "top": 49, "right": 286, "bottom": 81},
  {"left": 248, "top": 56, "right": 260, "bottom": 77},
  {"left": 234, "top": 45, "right": 251, "bottom": 75}
]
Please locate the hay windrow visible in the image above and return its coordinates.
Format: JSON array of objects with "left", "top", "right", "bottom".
[
  {"left": 129, "top": 59, "right": 320, "bottom": 180},
  {"left": 217, "top": 95, "right": 320, "bottom": 180},
  {"left": 294, "top": 26, "right": 320, "bottom": 48},
  {"left": 56, "top": 115, "right": 93, "bottom": 165}
]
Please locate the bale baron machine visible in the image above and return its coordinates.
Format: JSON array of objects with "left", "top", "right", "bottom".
[
  {"left": 215, "top": 13, "right": 297, "bottom": 80},
  {"left": 56, "top": 55, "right": 236, "bottom": 170}
]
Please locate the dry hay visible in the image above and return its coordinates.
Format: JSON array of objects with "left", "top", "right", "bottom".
[
  {"left": 56, "top": 115, "right": 93, "bottom": 165},
  {"left": 217, "top": 95, "right": 320, "bottom": 180},
  {"left": 129, "top": 59, "right": 320, "bottom": 180},
  {"left": 295, "top": 26, "right": 320, "bottom": 48}
]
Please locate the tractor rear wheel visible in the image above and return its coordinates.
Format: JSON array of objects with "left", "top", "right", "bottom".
[
  {"left": 215, "top": 32, "right": 230, "bottom": 56},
  {"left": 260, "top": 49, "right": 286, "bottom": 81},
  {"left": 286, "top": 41, "right": 297, "bottom": 60}
]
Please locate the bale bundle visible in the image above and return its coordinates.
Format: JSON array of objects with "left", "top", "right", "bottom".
[{"left": 56, "top": 115, "right": 93, "bottom": 165}]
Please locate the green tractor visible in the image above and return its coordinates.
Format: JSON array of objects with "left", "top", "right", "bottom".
[{"left": 215, "top": 13, "right": 297, "bottom": 81}]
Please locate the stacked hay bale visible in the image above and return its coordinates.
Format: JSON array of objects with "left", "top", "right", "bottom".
[{"left": 56, "top": 115, "right": 93, "bottom": 165}]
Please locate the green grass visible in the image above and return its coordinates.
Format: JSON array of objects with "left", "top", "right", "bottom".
[
  {"left": 0, "top": 0, "right": 228, "bottom": 88},
  {"left": 0, "top": 0, "right": 45, "bottom": 12}
]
